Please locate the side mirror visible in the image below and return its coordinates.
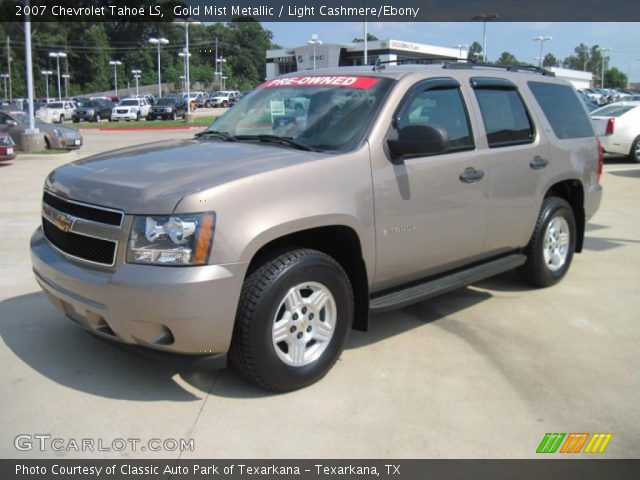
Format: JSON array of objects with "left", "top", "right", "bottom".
[{"left": 387, "top": 124, "right": 449, "bottom": 162}]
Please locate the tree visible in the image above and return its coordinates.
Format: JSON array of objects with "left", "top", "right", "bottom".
[
  {"left": 352, "top": 33, "right": 379, "bottom": 43},
  {"left": 605, "top": 67, "right": 627, "bottom": 89},
  {"left": 467, "top": 41, "right": 483, "bottom": 62},
  {"left": 497, "top": 51, "right": 519, "bottom": 66},
  {"left": 542, "top": 53, "right": 559, "bottom": 68}
]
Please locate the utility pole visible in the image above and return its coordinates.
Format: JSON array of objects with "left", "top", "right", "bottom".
[
  {"left": 215, "top": 37, "right": 218, "bottom": 87},
  {"left": 6, "top": 37, "right": 12, "bottom": 101}
]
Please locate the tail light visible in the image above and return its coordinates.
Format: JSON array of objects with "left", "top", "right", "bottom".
[
  {"left": 596, "top": 137, "right": 604, "bottom": 183},
  {"left": 605, "top": 118, "right": 615, "bottom": 135}
]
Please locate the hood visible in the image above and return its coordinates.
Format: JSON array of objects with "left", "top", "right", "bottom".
[{"left": 45, "top": 138, "right": 327, "bottom": 214}]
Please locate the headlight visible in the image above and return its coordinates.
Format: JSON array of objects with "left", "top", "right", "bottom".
[
  {"left": 52, "top": 128, "right": 63, "bottom": 138},
  {"left": 127, "top": 212, "right": 215, "bottom": 266},
  {"left": 165, "top": 107, "right": 172, "bottom": 112}
]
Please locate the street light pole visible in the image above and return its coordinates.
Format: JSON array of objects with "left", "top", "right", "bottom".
[
  {"left": 131, "top": 69, "right": 141, "bottom": 96},
  {"left": 454, "top": 44, "right": 468, "bottom": 60},
  {"left": 308, "top": 34, "right": 322, "bottom": 70},
  {"left": 41, "top": 70, "right": 52, "bottom": 99},
  {"left": 221, "top": 76, "right": 227, "bottom": 90},
  {"left": 533, "top": 36, "right": 553, "bottom": 67},
  {"left": 600, "top": 48, "right": 611, "bottom": 88},
  {"left": 148, "top": 37, "right": 168, "bottom": 98},
  {"left": 217, "top": 58, "right": 226, "bottom": 89},
  {"left": 109, "top": 60, "right": 122, "bottom": 98},
  {"left": 174, "top": 18, "right": 201, "bottom": 120},
  {"left": 471, "top": 13, "right": 499, "bottom": 62},
  {"left": 61, "top": 74, "right": 69, "bottom": 98},
  {"left": 49, "top": 52, "right": 67, "bottom": 100}
]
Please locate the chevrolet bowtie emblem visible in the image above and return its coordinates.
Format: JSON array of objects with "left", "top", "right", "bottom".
[{"left": 42, "top": 203, "right": 75, "bottom": 232}]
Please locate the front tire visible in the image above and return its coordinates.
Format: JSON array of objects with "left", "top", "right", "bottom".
[
  {"left": 230, "top": 249, "right": 353, "bottom": 392},
  {"left": 629, "top": 136, "right": 640, "bottom": 163},
  {"left": 518, "top": 197, "right": 576, "bottom": 287}
]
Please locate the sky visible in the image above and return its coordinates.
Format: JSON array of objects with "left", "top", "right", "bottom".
[{"left": 262, "top": 22, "right": 640, "bottom": 83}]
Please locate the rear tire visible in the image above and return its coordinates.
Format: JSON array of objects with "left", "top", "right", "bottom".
[
  {"left": 629, "top": 136, "right": 640, "bottom": 163},
  {"left": 230, "top": 249, "right": 353, "bottom": 392},
  {"left": 518, "top": 197, "right": 576, "bottom": 287}
]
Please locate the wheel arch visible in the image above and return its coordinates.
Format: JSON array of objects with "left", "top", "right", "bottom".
[
  {"left": 545, "top": 179, "right": 585, "bottom": 253},
  {"left": 244, "top": 225, "right": 370, "bottom": 332}
]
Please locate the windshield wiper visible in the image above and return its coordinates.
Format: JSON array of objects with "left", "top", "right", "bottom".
[
  {"left": 235, "top": 134, "right": 315, "bottom": 151},
  {"left": 195, "top": 130, "right": 237, "bottom": 142}
]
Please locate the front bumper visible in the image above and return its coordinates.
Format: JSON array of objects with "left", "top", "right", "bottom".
[
  {"left": 111, "top": 112, "right": 139, "bottom": 121},
  {"left": 31, "top": 226, "right": 246, "bottom": 359}
]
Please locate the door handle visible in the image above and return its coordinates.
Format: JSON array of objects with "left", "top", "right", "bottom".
[
  {"left": 459, "top": 167, "right": 485, "bottom": 183},
  {"left": 530, "top": 156, "right": 549, "bottom": 170}
]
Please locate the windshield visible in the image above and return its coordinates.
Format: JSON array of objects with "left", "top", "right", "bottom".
[
  {"left": 156, "top": 98, "right": 176, "bottom": 106},
  {"left": 83, "top": 101, "right": 101, "bottom": 108},
  {"left": 11, "top": 112, "right": 47, "bottom": 125},
  {"left": 120, "top": 100, "right": 139, "bottom": 106},
  {"left": 207, "top": 75, "right": 393, "bottom": 152},
  {"left": 47, "top": 102, "right": 64, "bottom": 109}
]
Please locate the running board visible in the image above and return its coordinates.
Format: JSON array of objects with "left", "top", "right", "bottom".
[{"left": 370, "top": 254, "right": 526, "bottom": 313}]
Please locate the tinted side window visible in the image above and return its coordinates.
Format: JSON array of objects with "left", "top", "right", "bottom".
[
  {"left": 398, "top": 88, "right": 474, "bottom": 152},
  {"left": 528, "top": 81, "right": 594, "bottom": 139},
  {"left": 474, "top": 89, "right": 534, "bottom": 148}
]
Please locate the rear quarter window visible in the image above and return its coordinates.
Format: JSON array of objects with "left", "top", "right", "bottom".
[{"left": 528, "top": 81, "right": 594, "bottom": 139}]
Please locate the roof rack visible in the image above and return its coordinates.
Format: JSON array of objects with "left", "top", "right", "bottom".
[
  {"left": 372, "top": 58, "right": 445, "bottom": 71},
  {"left": 371, "top": 58, "right": 555, "bottom": 76},
  {"left": 442, "top": 61, "right": 555, "bottom": 76}
]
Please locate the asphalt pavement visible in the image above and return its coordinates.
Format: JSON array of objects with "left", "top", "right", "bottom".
[{"left": 0, "top": 130, "right": 638, "bottom": 458}]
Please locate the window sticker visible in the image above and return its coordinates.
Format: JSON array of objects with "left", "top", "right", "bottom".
[{"left": 259, "top": 76, "right": 379, "bottom": 90}]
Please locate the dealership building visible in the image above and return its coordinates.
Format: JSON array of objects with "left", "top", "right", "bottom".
[
  {"left": 266, "top": 39, "right": 463, "bottom": 78},
  {"left": 266, "top": 38, "right": 594, "bottom": 88}
]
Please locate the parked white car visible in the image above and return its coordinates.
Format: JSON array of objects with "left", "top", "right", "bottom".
[
  {"left": 111, "top": 98, "right": 150, "bottom": 121},
  {"left": 36, "top": 101, "right": 76, "bottom": 124},
  {"left": 591, "top": 101, "right": 640, "bottom": 162}
]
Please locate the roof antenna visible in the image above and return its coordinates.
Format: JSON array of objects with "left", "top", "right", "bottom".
[{"left": 373, "top": 57, "right": 385, "bottom": 71}]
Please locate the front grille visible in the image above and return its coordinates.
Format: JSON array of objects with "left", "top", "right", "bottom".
[
  {"left": 43, "top": 191, "right": 122, "bottom": 226},
  {"left": 153, "top": 108, "right": 165, "bottom": 113},
  {"left": 43, "top": 217, "right": 116, "bottom": 266},
  {"left": 117, "top": 109, "right": 128, "bottom": 114}
]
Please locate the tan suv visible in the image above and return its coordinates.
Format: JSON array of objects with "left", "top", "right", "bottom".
[{"left": 31, "top": 64, "right": 603, "bottom": 391}]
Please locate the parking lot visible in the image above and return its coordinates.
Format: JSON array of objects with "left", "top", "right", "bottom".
[{"left": 0, "top": 129, "right": 639, "bottom": 459}]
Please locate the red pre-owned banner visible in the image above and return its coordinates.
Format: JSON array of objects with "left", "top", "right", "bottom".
[{"left": 259, "top": 76, "right": 379, "bottom": 89}]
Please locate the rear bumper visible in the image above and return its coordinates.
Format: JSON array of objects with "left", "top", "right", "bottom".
[
  {"left": 51, "top": 136, "right": 82, "bottom": 149},
  {"left": 585, "top": 183, "right": 603, "bottom": 221},
  {"left": 30, "top": 226, "right": 247, "bottom": 359},
  {"left": 600, "top": 135, "right": 631, "bottom": 156}
]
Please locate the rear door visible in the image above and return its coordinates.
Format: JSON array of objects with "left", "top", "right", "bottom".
[{"left": 465, "top": 77, "right": 552, "bottom": 254}]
